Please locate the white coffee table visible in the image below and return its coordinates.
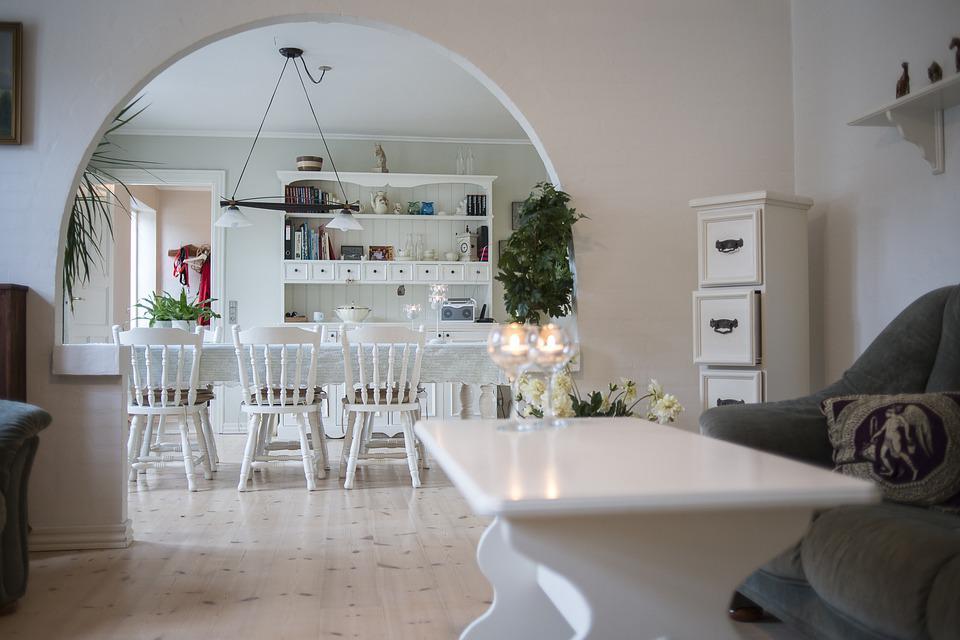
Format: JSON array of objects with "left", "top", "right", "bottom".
[{"left": 414, "top": 417, "right": 879, "bottom": 640}]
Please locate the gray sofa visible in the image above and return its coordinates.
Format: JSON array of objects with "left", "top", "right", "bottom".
[
  {"left": 0, "top": 400, "right": 51, "bottom": 610},
  {"left": 700, "top": 285, "right": 960, "bottom": 640}
]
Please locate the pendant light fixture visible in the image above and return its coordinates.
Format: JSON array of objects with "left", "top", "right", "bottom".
[{"left": 215, "top": 47, "right": 361, "bottom": 229}]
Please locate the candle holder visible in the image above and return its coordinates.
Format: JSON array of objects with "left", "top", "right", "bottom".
[
  {"left": 487, "top": 323, "right": 539, "bottom": 429},
  {"left": 528, "top": 323, "right": 576, "bottom": 429},
  {"left": 403, "top": 303, "right": 423, "bottom": 331},
  {"left": 428, "top": 284, "right": 448, "bottom": 344}
]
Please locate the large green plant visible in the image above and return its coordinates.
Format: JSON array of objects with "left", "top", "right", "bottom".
[
  {"left": 134, "top": 289, "right": 220, "bottom": 327},
  {"left": 496, "top": 182, "right": 585, "bottom": 323},
  {"left": 63, "top": 98, "right": 151, "bottom": 310}
]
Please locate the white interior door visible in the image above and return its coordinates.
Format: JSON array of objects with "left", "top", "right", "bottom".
[
  {"left": 63, "top": 195, "right": 115, "bottom": 344},
  {"left": 130, "top": 200, "right": 157, "bottom": 327}
]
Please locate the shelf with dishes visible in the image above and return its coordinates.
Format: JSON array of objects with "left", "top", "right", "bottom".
[{"left": 283, "top": 259, "right": 491, "bottom": 284}]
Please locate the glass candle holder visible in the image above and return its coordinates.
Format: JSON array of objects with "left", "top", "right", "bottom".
[
  {"left": 487, "top": 323, "right": 539, "bottom": 424},
  {"left": 533, "top": 324, "right": 575, "bottom": 425}
]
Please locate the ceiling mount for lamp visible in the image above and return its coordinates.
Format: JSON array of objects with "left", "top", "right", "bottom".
[{"left": 215, "top": 46, "right": 361, "bottom": 229}]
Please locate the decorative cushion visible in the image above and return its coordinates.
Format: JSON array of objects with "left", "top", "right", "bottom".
[{"left": 822, "top": 392, "right": 960, "bottom": 507}]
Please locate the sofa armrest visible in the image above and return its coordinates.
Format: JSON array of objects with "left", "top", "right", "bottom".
[
  {"left": 699, "top": 397, "right": 834, "bottom": 468},
  {"left": 0, "top": 401, "right": 52, "bottom": 493}
]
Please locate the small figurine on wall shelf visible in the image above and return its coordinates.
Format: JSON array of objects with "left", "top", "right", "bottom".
[
  {"left": 928, "top": 61, "right": 943, "bottom": 84},
  {"left": 951, "top": 37, "right": 960, "bottom": 72},
  {"left": 393, "top": 202, "right": 403, "bottom": 215},
  {"left": 370, "top": 190, "right": 390, "bottom": 214},
  {"left": 373, "top": 143, "right": 389, "bottom": 173},
  {"left": 896, "top": 62, "right": 910, "bottom": 98}
]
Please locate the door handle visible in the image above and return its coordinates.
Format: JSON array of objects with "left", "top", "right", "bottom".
[
  {"left": 709, "top": 318, "right": 738, "bottom": 334},
  {"left": 716, "top": 398, "right": 746, "bottom": 406},
  {"left": 715, "top": 238, "right": 744, "bottom": 253}
]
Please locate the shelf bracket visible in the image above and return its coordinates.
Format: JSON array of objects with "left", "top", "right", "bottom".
[{"left": 886, "top": 108, "right": 945, "bottom": 175}]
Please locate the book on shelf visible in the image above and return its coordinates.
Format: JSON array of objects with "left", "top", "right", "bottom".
[
  {"left": 284, "top": 221, "right": 337, "bottom": 261},
  {"left": 284, "top": 185, "right": 325, "bottom": 206},
  {"left": 284, "top": 223, "right": 292, "bottom": 259},
  {"left": 466, "top": 194, "right": 487, "bottom": 216}
]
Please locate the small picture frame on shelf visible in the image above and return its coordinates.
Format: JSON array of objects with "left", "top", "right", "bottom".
[
  {"left": 368, "top": 245, "right": 394, "bottom": 261},
  {"left": 340, "top": 245, "right": 363, "bottom": 261},
  {"left": 0, "top": 23, "right": 22, "bottom": 145},
  {"left": 511, "top": 201, "right": 523, "bottom": 230}
]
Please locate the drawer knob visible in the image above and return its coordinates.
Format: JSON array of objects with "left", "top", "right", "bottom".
[
  {"left": 717, "top": 398, "right": 746, "bottom": 406},
  {"left": 709, "top": 318, "right": 739, "bottom": 334},
  {"left": 715, "top": 238, "right": 744, "bottom": 253}
]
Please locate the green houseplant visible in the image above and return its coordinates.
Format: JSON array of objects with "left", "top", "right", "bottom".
[
  {"left": 63, "top": 98, "right": 152, "bottom": 310},
  {"left": 135, "top": 289, "right": 219, "bottom": 329},
  {"left": 496, "top": 182, "right": 585, "bottom": 324}
]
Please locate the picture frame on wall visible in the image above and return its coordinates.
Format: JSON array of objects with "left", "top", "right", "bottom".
[
  {"left": 511, "top": 201, "right": 523, "bottom": 230},
  {"left": 340, "top": 245, "right": 364, "bottom": 261},
  {"left": 368, "top": 245, "right": 394, "bottom": 261},
  {"left": 0, "top": 23, "right": 22, "bottom": 145}
]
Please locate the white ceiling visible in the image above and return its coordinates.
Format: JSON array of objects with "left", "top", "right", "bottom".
[{"left": 126, "top": 22, "right": 527, "bottom": 141}]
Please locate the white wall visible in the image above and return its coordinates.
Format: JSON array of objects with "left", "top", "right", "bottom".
[
  {"left": 155, "top": 188, "right": 211, "bottom": 297},
  {"left": 111, "top": 135, "right": 547, "bottom": 324},
  {"left": 0, "top": 0, "right": 795, "bottom": 543},
  {"left": 792, "top": 0, "right": 960, "bottom": 388}
]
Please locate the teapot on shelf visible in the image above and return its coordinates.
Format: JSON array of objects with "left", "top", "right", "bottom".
[{"left": 370, "top": 190, "right": 390, "bottom": 214}]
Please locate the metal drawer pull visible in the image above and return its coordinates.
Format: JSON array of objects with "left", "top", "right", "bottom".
[
  {"left": 717, "top": 398, "right": 746, "bottom": 406},
  {"left": 709, "top": 318, "right": 738, "bottom": 334},
  {"left": 715, "top": 238, "right": 744, "bottom": 253}
]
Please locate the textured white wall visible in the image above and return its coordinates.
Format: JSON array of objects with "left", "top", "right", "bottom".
[
  {"left": 792, "top": 0, "right": 960, "bottom": 388},
  {"left": 0, "top": 0, "right": 794, "bottom": 537}
]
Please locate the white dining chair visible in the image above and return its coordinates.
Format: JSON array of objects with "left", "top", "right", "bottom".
[
  {"left": 340, "top": 325, "right": 426, "bottom": 489},
  {"left": 113, "top": 325, "right": 215, "bottom": 492},
  {"left": 233, "top": 325, "right": 329, "bottom": 491}
]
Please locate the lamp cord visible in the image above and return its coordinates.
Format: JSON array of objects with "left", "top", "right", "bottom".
[
  {"left": 293, "top": 58, "right": 349, "bottom": 206},
  {"left": 230, "top": 56, "right": 290, "bottom": 200}
]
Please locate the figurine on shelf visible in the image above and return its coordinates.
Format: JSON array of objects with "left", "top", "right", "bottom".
[
  {"left": 455, "top": 198, "right": 467, "bottom": 215},
  {"left": 393, "top": 202, "right": 403, "bottom": 215},
  {"left": 370, "top": 190, "right": 390, "bottom": 214},
  {"left": 928, "top": 61, "right": 943, "bottom": 84},
  {"left": 951, "top": 37, "right": 960, "bottom": 73},
  {"left": 896, "top": 62, "right": 910, "bottom": 98},
  {"left": 373, "top": 143, "right": 389, "bottom": 173}
]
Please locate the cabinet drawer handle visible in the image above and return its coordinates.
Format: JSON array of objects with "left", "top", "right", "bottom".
[
  {"left": 709, "top": 318, "right": 738, "bottom": 334},
  {"left": 717, "top": 398, "right": 746, "bottom": 406},
  {"left": 715, "top": 238, "right": 744, "bottom": 253}
]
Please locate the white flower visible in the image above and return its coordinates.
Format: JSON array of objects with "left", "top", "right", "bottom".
[
  {"left": 553, "top": 370, "right": 574, "bottom": 395},
  {"left": 648, "top": 393, "right": 683, "bottom": 424},
  {"left": 553, "top": 392, "right": 575, "bottom": 418},
  {"left": 621, "top": 378, "right": 638, "bottom": 404},
  {"left": 647, "top": 379, "right": 664, "bottom": 400}
]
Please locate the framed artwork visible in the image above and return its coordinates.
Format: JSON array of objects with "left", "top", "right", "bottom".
[
  {"left": 368, "top": 245, "right": 394, "bottom": 261},
  {"left": 340, "top": 245, "right": 363, "bottom": 261},
  {"left": 0, "top": 23, "right": 21, "bottom": 145},
  {"left": 511, "top": 201, "right": 523, "bottom": 230}
]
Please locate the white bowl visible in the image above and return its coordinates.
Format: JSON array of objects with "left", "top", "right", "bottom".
[{"left": 336, "top": 306, "right": 371, "bottom": 323}]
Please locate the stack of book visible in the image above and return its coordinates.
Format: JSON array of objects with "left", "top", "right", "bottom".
[
  {"left": 466, "top": 194, "right": 487, "bottom": 216},
  {"left": 285, "top": 222, "right": 336, "bottom": 260}
]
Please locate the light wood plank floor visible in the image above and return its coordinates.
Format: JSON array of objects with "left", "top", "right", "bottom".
[{"left": 1, "top": 435, "right": 805, "bottom": 639}]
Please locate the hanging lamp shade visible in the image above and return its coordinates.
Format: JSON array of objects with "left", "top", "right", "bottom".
[
  {"left": 214, "top": 205, "right": 253, "bottom": 228},
  {"left": 325, "top": 207, "right": 364, "bottom": 231}
]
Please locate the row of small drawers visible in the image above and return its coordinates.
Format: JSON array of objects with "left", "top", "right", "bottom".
[{"left": 284, "top": 261, "right": 491, "bottom": 283}]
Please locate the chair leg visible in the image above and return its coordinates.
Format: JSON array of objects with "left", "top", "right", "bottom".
[
  {"left": 414, "top": 405, "right": 430, "bottom": 470},
  {"left": 139, "top": 414, "right": 156, "bottom": 473},
  {"left": 178, "top": 415, "right": 198, "bottom": 492},
  {"left": 200, "top": 404, "right": 219, "bottom": 470},
  {"left": 308, "top": 410, "right": 328, "bottom": 479},
  {"left": 339, "top": 411, "right": 355, "bottom": 479},
  {"left": 253, "top": 415, "right": 270, "bottom": 471},
  {"left": 192, "top": 411, "right": 214, "bottom": 481},
  {"left": 238, "top": 413, "right": 260, "bottom": 491},
  {"left": 295, "top": 413, "right": 317, "bottom": 491},
  {"left": 401, "top": 411, "right": 421, "bottom": 488},
  {"left": 127, "top": 414, "right": 143, "bottom": 482},
  {"left": 344, "top": 411, "right": 366, "bottom": 489}
]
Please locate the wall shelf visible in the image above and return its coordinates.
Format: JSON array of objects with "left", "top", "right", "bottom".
[
  {"left": 848, "top": 73, "right": 960, "bottom": 175},
  {"left": 285, "top": 213, "right": 491, "bottom": 221}
]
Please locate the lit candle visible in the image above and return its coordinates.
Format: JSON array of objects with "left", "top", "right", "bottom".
[{"left": 503, "top": 332, "right": 530, "bottom": 355}]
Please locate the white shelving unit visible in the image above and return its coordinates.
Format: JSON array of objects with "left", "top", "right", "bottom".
[
  {"left": 278, "top": 171, "right": 497, "bottom": 329},
  {"left": 849, "top": 72, "right": 960, "bottom": 175}
]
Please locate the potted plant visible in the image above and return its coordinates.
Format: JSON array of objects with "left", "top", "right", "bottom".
[
  {"left": 135, "top": 289, "right": 219, "bottom": 330},
  {"left": 496, "top": 182, "right": 585, "bottom": 324}
]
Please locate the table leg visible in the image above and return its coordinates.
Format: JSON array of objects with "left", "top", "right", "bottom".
[
  {"left": 465, "top": 508, "right": 813, "bottom": 639},
  {"left": 459, "top": 384, "right": 476, "bottom": 419},
  {"left": 461, "top": 518, "right": 573, "bottom": 640},
  {"left": 478, "top": 384, "right": 497, "bottom": 419}
]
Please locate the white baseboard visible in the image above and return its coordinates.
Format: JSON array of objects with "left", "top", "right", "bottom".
[{"left": 30, "top": 520, "right": 133, "bottom": 551}]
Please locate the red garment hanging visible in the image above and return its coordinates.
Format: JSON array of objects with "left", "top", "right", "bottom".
[{"left": 198, "top": 258, "right": 212, "bottom": 326}]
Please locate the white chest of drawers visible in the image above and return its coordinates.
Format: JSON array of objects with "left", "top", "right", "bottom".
[{"left": 689, "top": 191, "right": 813, "bottom": 412}]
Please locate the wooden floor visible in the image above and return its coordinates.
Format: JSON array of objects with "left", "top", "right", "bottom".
[{"left": 1, "top": 435, "right": 804, "bottom": 639}]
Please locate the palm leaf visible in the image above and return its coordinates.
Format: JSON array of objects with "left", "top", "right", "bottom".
[{"left": 63, "top": 97, "right": 154, "bottom": 311}]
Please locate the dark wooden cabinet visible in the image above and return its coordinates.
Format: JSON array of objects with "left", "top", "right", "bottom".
[{"left": 0, "top": 284, "right": 27, "bottom": 401}]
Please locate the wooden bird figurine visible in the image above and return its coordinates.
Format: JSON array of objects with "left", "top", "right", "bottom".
[
  {"left": 896, "top": 62, "right": 910, "bottom": 98},
  {"left": 951, "top": 37, "right": 960, "bottom": 73},
  {"left": 928, "top": 61, "right": 943, "bottom": 83}
]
